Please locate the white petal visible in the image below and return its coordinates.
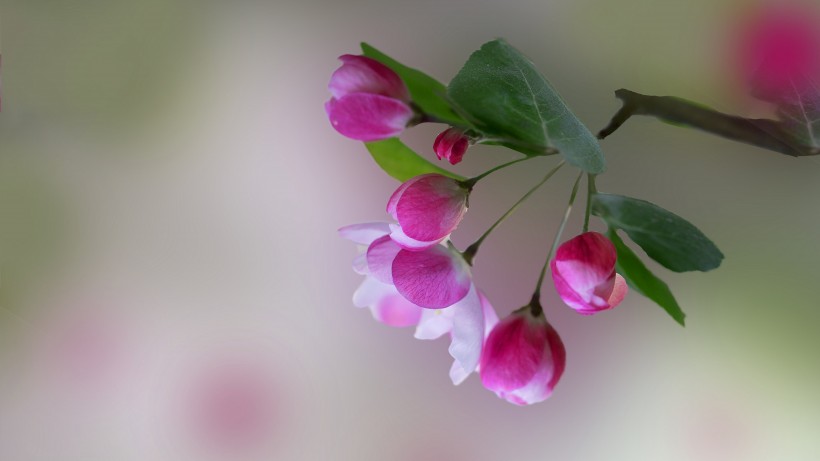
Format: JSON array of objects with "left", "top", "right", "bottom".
[
  {"left": 338, "top": 222, "right": 391, "bottom": 245},
  {"left": 447, "top": 285, "right": 484, "bottom": 375}
]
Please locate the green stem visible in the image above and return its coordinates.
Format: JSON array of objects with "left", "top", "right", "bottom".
[
  {"left": 583, "top": 173, "right": 595, "bottom": 233},
  {"left": 532, "top": 170, "right": 583, "bottom": 301},
  {"left": 462, "top": 161, "right": 566, "bottom": 265},
  {"left": 460, "top": 156, "right": 532, "bottom": 189}
]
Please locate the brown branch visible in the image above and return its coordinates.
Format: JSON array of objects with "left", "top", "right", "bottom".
[{"left": 598, "top": 89, "right": 819, "bottom": 157}]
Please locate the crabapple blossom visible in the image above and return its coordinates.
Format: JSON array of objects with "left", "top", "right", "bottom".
[
  {"left": 736, "top": 3, "right": 820, "bottom": 101},
  {"left": 550, "top": 232, "right": 627, "bottom": 315},
  {"left": 340, "top": 222, "right": 494, "bottom": 382},
  {"left": 387, "top": 174, "right": 469, "bottom": 249},
  {"left": 480, "top": 307, "right": 566, "bottom": 405},
  {"left": 325, "top": 54, "right": 415, "bottom": 141},
  {"left": 433, "top": 127, "right": 470, "bottom": 165}
]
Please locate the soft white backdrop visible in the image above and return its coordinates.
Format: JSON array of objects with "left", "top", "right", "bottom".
[{"left": 1, "top": 1, "right": 819, "bottom": 460}]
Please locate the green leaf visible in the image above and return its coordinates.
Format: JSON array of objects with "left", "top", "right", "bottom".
[
  {"left": 592, "top": 194, "right": 723, "bottom": 273},
  {"left": 360, "top": 43, "right": 466, "bottom": 126},
  {"left": 607, "top": 228, "right": 685, "bottom": 326},
  {"left": 365, "top": 138, "right": 465, "bottom": 182},
  {"left": 447, "top": 39, "right": 605, "bottom": 172}
]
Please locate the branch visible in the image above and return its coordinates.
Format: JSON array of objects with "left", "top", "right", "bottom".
[{"left": 598, "top": 89, "right": 819, "bottom": 157}]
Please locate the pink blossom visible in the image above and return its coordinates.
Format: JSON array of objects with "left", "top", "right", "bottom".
[
  {"left": 550, "top": 232, "right": 628, "bottom": 315},
  {"left": 387, "top": 174, "right": 469, "bottom": 250},
  {"left": 340, "top": 223, "right": 424, "bottom": 327},
  {"left": 325, "top": 54, "right": 415, "bottom": 141},
  {"left": 480, "top": 308, "right": 566, "bottom": 405},
  {"left": 736, "top": 4, "right": 820, "bottom": 101},
  {"left": 433, "top": 127, "right": 470, "bottom": 165},
  {"left": 340, "top": 222, "right": 495, "bottom": 382}
]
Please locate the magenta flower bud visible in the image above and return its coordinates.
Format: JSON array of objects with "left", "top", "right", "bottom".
[
  {"left": 480, "top": 309, "right": 565, "bottom": 405},
  {"left": 387, "top": 174, "right": 469, "bottom": 250},
  {"left": 325, "top": 55, "right": 415, "bottom": 141},
  {"left": 550, "top": 232, "right": 628, "bottom": 315},
  {"left": 433, "top": 127, "right": 470, "bottom": 165},
  {"left": 736, "top": 4, "right": 820, "bottom": 101}
]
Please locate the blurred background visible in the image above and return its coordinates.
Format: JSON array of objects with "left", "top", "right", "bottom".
[{"left": 1, "top": 0, "right": 819, "bottom": 460}]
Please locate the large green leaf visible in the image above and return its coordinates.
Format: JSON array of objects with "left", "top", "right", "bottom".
[
  {"left": 593, "top": 194, "right": 723, "bottom": 273},
  {"left": 447, "top": 39, "right": 605, "bottom": 172},
  {"left": 365, "top": 138, "right": 465, "bottom": 182},
  {"left": 361, "top": 43, "right": 466, "bottom": 126},
  {"left": 607, "top": 229, "right": 685, "bottom": 326}
]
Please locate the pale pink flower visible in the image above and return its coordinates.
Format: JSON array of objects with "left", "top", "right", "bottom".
[
  {"left": 433, "top": 127, "right": 470, "bottom": 165},
  {"left": 325, "top": 55, "right": 415, "bottom": 141},
  {"left": 387, "top": 174, "right": 469, "bottom": 250},
  {"left": 550, "top": 232, "right": 628, "bottom": 315},
  {"left": 340, "top": 222, "right": 495, "bottom": 382},
  {"left": 340, "top": 223, "right": 424, "bottom": 327},
  {"left": 480, "top": 308, "right": 565, "bottom": 405}
]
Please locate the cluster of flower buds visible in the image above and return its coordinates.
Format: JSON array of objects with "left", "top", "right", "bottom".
[
  {"left": 325, "top": 40, "right": 756, "bottom": 405},
  {"left": 328, "top": 54, "right": 631, "bottom": 405}
]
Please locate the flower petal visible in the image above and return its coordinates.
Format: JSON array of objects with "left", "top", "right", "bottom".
[
  {"left": 365, "top": 236, "right": 401, "bottom": 284},
  {"left": 607, "top": 273, "right": 628, "bottom": 308},
  {"left": 480, "top": 312, "right": 546, "bottom": 392},
  {"left": 352, "top": 276, "right": 422, "bottom": 328},
  {"left": 414, "top": 307, "right": 455, "bottom": 340},
  {"left": 338, "top": 222, "right": 391, "bottom": 245},
  {"left": 329, "top": 55, "right": 410, "bottom": 101},
  {"left": 326, "top": 94, "right": 414, "bottom": 142},
  {"left": 392, "top": 245, "right": 471, "bottom": 309},
  {"left": 387, "top": 223, "right": 444, "bottom": 250},
  {"left": 447, "top": 285, "right": 485, "bottom": 376},
  {"left": 370, "top": 291, "right": 423, "bottom": 327},
  {"left": 449, "top": 360, "right": 471, "bottom": 386},
  {"left": 352, "top": 276, "right": 390, "bottom": 308},
  {"left": 394, "top": 174, "right": 468, "bottom": 243}
]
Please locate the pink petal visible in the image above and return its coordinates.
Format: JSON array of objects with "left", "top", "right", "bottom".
[
  {"left": 480, "top": 312, "right": 546, "bottom": 392},
  {"left": 434, "top": 128, "right": 470, "bottom": 165},
  {"left": 607, "top": 273, "right": 628, "bottom": 308},
  {"left": 550, "top": 232, "right": 622, "bottom": 314},
  {"left": 352, "top": 276, "right": 422, "bottom": 328},
  {"left": 338, "top": 222, "right": 391, "bottom": 245},
  {"left": 392, "top": 245, "right": 471, "bottom": 309},
  {"left": 329, "top": 55, "right": 410, "bottom": 101},
  {"left": 394, "top": 174, "right": 468, "bottom": 243},
  {"left": 479, "top": 291, "right": 499, "bottom": 336},
  {"left": 447, "top": 285, "right": 486, "bottom": 377},
  {"left": 497, "top": 323, "right": 565, "bottom": 406},
  {"left": 387, "top": 223, "right": 444, "bottom": 250},
  {"left": 386, "top": 179, "right": 414, "bottom": 220},
  {"left": 370, "top": 291, "right": 423, "bottom": 327},
  {"left": 326, "top": 94, "right": 414, "bottom": 142},
  {"left": 365, "top": 235, "right": 401, "bottom": 284}
]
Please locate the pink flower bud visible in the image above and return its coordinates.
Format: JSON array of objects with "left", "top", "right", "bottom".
[
  {"left": 387, "top": 174, "right": 469, "bottom": 250},
  {"left": 735, "top": 4, "right": 820, "bottom": 102},
  {"left": 550, "top": 232, "right": 628, "bottom": 315},
  {"left": 480, "top": 309, "right": 565, "bottom": 405},
  {"left": 433, "top": 128, "right": 470, "bottom": 165},
  {"left": 326, "top": 55, "right": 415, "bottom": 141}
]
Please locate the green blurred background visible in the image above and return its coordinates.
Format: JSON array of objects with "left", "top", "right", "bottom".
[{"left": 1, "top": 0, "right": 818, "bottom": 460}]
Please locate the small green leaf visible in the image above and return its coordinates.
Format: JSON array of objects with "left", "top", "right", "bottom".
[
  {"left": 607, "top": 228, "right": 685, "bottom": 326},
  {"left": 361, "top": 43, "right": 466, "bottom": 126},
  {"left": 365, "top": 138, "right": 465, "bottom": 182},
  {"left": 447, "top": 39, "right": 605, "bottom": 172},
  {"left": 593, "top": 194, "right": 723, "bottom": 272}
]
